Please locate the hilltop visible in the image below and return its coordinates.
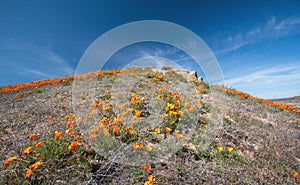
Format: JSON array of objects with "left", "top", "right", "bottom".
[{"left": 0, "top": 66, "right": 299, "bottom": 184}]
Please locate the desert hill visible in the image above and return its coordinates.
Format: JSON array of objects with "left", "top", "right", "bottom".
[{"left": 0, "top": 66, "right": 299, "bottom": 184}]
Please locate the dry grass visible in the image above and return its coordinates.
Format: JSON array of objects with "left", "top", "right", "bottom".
[{"left": 0, "top": 67, "right": 299, "bottom": 184}]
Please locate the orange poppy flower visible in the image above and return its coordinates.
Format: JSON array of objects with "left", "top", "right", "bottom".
[
  {"left": 79, "top": 135, "right": 84, "bottom": 140},
  {"left": 29, "top": 161, "right": 44, "bottom": 171},
  {"left": 4, "top": 156, "right": 17, "bottom": 166},
  {"left": 134, "top": 110, "right": 141, "bottom": 117},
  {"left": 26, "top": 169, "right": 32, "bottom": 178},
  {"left": 65, "top": 128, "right": 73, "bottom": 135},
  {"left": 165, "top": 127, "right": 172, "bottom": 133},
  {"left": 133, "top": 143, "right": 144, "bottom": 149},
  {"left": 68, "top": 142, "right": 78, "bottom": 150},
  {"left": 22, "top": 146, "right": 34, "bottom": 155},
  {"left": 69, "top": 113, "right": 75, "bottom": 120},
  {"left": 147, "top": 175, "right": 156, "bottom": 183},
  {"left": 54, "top": 131, "right": 62, "bottom": 140},
  {"left": 103, "top": 128, "right": 110, "bottom": 136},
  {"left": 29, "top": 134, "right": 38, "bottom": 139},
  {"left": 67, "top": 121, "right": 74, "bottom": 127},
  {"left": 143, "top": 164, "right": 151, "bottom": 171},
  {"left": 90, "top": 133, "right": 97, "bottom": 139},
  {"left": 154, "top": 128, "right": 160, "bottom": 134},
  {"left": 113, "top": 127, "right": 120, "bottom": 135},
  {"left": 129, "top": 129, "right": 135, "bottom": 135},
  {"left": 35, "top": 141, "right": 43, "bottom": 147},
  {"left": 292, "top": 171, "right": 299, "bottom": 178}
]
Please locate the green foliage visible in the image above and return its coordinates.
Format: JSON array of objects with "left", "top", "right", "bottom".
[{"left": 161, "top": 66, "right": 173, "bottom": 70}]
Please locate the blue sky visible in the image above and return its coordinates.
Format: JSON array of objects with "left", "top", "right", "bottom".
[{"left": 1, "top": 0, "right": 300, "bottom": 99}]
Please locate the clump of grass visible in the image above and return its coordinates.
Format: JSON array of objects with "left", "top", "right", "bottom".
[{"left": 161, "top": 66, "right": 173, "bottom": 70}]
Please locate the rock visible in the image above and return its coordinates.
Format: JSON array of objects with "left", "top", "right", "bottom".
[
  {"left": 151, "top": 68, "right": 202, "bottom": 82},
  {"left": 198, "top": 77, "right": 203, "bottom": 83},
  {"left": 173, "top": 70, "right": 198, "bottom": 82},
  {"left": 183, "top": 143, "right": 197, "bottom": 152}
]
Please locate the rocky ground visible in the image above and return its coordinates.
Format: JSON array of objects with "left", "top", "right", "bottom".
[{"left": 0, "top": 67, "right": 299, "bottom": 184}]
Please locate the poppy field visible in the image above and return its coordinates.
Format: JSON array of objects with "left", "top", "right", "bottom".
[{"left": 1, "top": 66, "right": 299, "bottom": 184}]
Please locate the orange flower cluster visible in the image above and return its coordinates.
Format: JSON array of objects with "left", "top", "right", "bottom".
[
  {"left": 157, "top": 90, "right": 183, "bottom": 134},
  {"left": 1, "top": 76, "right": 74, "bottom": 93},
  {"left": 0, "top": 69, "right": 120, "bottom": 93},
  {"left": 26, "top": 161, "right": 44, "bottom": 178},
  {"left": 215, "top": 86, "right": 300, "bottom": 113},
  {"left": 133, "top": 143, "right": 144, "bottom": 149}
]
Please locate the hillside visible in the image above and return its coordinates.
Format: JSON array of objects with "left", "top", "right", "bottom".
[
  {"left": 271, "top": 96, "right": 300, "bottom": 109},
  {"left": 0, "top": 66, "right": 299, "bottom": 184}
]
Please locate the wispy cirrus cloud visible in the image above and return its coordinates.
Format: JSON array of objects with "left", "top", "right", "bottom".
[
  {"left": 137, "top": 46, "right": 180, "bottom": 58},
  {"left": 0, "top": 39, "right": 75, "bottom": 84},
  {"left": 135, "top": 44, "right": 202, "bottom": 72},
  {"left": 225, "top": 62, "right": 300, "bottom": 98},
  {"left": 226, "top": 63, "right": 300, "bottom": 84},
  {"left": 17, "top": 46, "right": 75, "bottom": 79},
  {"left": 273, "top": 17, "right": 300, "bottom": 31},
  {"left": 215, "top": 16, "right": 300, "bottom": 54},
  {"left": 22, "top": 68, "right": 54, "bottom": 79}
]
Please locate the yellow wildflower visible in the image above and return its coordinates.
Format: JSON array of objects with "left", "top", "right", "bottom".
[
  {"left": 129, "top": 129, "right": 135, "bottom": 135},
  {"left": 227, "top": 147, "right": 234, "bottom": 153},
  {"left": 146, "top": 145, "right": 152, "bottom": 152},
  {"left": 217, "top": 146, "right": 224, "bottom": 152}
]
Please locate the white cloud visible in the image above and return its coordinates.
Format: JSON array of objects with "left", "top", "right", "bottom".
[
  {"left": 215, "top": 16, "right": 300, "bottom": 54},
  {"left": 22, "top": 68, "right": 54, "bottom": 79},
  {"left": 274, "top": 17, "right": 300, "bottom": 31},
  {"left": 247, "top": 27, "right": 261, "bottom": 36},
  {"left": 226, "top": 63, "right": 300, "bottom": 84},
  {"left": 138, "top": 47, "right": 180, "bottom": 58},
  {"left": 225, "top": 62, "right": 300, "bottom": 98},
  {"left": 39, "top": 49, "right": 75, "bottom": 75},
  {"left": 1, "top": 40, "right": 75, "bottom": 80}
]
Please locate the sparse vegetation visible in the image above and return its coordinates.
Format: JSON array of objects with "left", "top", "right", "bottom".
[{"left": 0, "top": 67, "right": 299, "bottom": 184}]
